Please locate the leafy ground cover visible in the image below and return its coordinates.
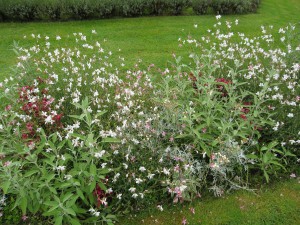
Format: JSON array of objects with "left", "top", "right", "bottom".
[
  {"left": 0, "top": 0, "right": 299, "bottom": 224},
  {"left": 118, "top": 179, "right": 300, "bottom": 225}
]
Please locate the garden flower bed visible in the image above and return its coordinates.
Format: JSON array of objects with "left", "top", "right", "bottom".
[{"left": 0, "top": 15, "right": 299, "bottom": 225}]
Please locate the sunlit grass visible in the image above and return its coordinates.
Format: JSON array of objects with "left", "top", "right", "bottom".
[
  {"left": 0, "top": 0, "right": 300, "bottom": 79},
  {"left": 118, "top": 179, "right": 300, "bottom": 225}
]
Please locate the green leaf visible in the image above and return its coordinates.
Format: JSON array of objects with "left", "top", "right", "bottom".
[
  {"left": 62, "top": 193, "right": 74, "bottom": 203},
  {"left": 72, "top": 102, "right": 82, "bottom": 109},
  {"left": 76, "top": 189, "right": 88, "bottom": 204},
  {"left": 54, "top": 216, "right": 63, "bottom": 225},
  {"left": 98, "top": 182, "right": 107, "bottom": 191},
  {"left": 24, "top": 170, "right": 39, "bottom": 178},
  {"left": 106, "top": 214, "right": 117, "bottom": 219},
  {"left": 268, "top": 141, "right": 279, "bottom": 149},
  {"left": 49, "top": 187, "right": 58, "bottom": 194},
  {"left": 20, "top": 197, "right": 27, "bottom": 215},
  {"left": 65, "top": 208, "right": 76, "bottom": 216},
  {"left": 51, "top": 133, "right": 58, "bottom": 143},
  {"left": 71, "top": 133, "right": 86, "bottom": 140},
  {"left": 96, "top": 110, "right": 107, "bottom": 118},
  {"left": 85, "top": 133, "right": 94, "bottom": 147},
  {"left": 69, "top": 114, "right": 84, "bottom": 120},
  {"left": 263, "top": 152, "right": 273, "bottom": 164},
  {"left": 1, "top": 180, "right": 11, "bottom": 194},
  {"left": 175, "top": 134, "right": 192, "bottom": 139},
  {"left": 69, "top": 218, "right": 81, "bottom": 225},
  {"left": 57, "top": 140, "right": 67, "bottom": 150},
  {"left": 44, "top": 201, "right": 58, "bottom": 207},
  {"left": 89, "top": 180, "right": 96, "bottom": 193},
  {"left": 263, "top": 170, "right": 270, "bottom": 183},
  {"left": 82, "top": 97, "right": 89, "bottom": 108},
  {"left": 47, "top": 205, "right": 59, "bottom": 213},
  {"left": 44, "top": 173, "right": 56, "bottom": 182},
  {"left": 285, "top": 151, "right": 296, "bottom": 157},
  {"left": 102, "top": 137, "right": 121, "bottom": 143},
  {"left": 246, "top": 154, "right": 258, "bottom": 159},
  {"left": 90, "top": 163, "right": 97, "bottom": 176},
  {"left": 99, "top": 168, "right": 110, "bottom": 175},
  {"left": 270, "top": 161, "right": 286, "bottom": 170}
]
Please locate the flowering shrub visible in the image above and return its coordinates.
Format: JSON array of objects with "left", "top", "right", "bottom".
[
  {"left": 0, "top": 17, "right": 299, "bottom": 224},
  {"left": 179, "top": 16, "right": 300, "bottom": 157}
]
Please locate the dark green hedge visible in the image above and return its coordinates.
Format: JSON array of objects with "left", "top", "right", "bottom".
[
  {"left": 0, "top": 0, "right": 260, "bottom": 21},
  {"left": 192, "top": 0, "right": 260, "bottom": 15}
]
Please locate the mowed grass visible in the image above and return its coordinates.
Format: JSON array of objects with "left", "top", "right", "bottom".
[
  {"left": 0, "top": 0, "right": 300, "bottom": 79},
  {"left": 0, "top": 1, "right": 299, "bottom": 224},
  {"left": 118, "top": 179, "right": 300, "bottom": 225}
]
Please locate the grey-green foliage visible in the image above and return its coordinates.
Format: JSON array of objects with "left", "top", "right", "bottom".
[
  {"left": 0, "top": 0, "right": 40, "bottom": 21},
  {"left": 117, "top": 0, "right": 148, "bottom": 17},
  {"left": 191, "top": 0, "right": 212, "bottom": 15},
  {"left": 210, "top": 0, "right": 259, "bottom": 14},
  {"left": 0, "top": 0, "right": 191, "bottom": 21}
]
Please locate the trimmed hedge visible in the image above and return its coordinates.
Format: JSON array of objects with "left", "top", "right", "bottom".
[
  {"left": 192, "top": 0, "right": 260, "bottom": 15},
  {"left": 0, "top": 0, "right": 260, "bottom": 21}
]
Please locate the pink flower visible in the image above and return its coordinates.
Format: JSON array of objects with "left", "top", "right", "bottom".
[
  {"left": 22, "top": 215, "right": 28, "bottom": 221},
  {"left": 182, "top": 217, "right": 187, "bottom": 225},
  {"left": 189, "top": 207, "right": 195, "bottom": 214},
  {"left": 5, "top": 105, "right": 11, "bottom": 111},
  {"left": 240, "top": 114, "right": 247, "bottom": 121},
  {"left": 290, "top": 173, "right": 296, "bottom": 178},
  {"left": 3, "top": 161, "right": 11, "bottom": 167}
]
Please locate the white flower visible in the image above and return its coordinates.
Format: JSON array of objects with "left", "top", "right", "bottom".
[
  {"left": 157, "top": 205, "right": 163, "bottom": 211},
  {"left": 139, "top": 166, "right": 146, "bottom": 172},
  {"left": 106, "top": 188, "right": 113, "bottom": 194},
  {"left": 45, "top": 115, "right": 54, "bottom": 124},
  {"left": 135, "top": 178, "right": 143, "bottom": 184},
  {"left": 163, "top": 168, "right": 170, "bottom": 175},
  {"left": 117, "top": 194, "right": 122, "bottom": 199},
  {"left": 147, "top": 173, "right": 155, "bottom": 179},
  {"left": 132, "top": 193, "right": 138, "bottom": 198},
  {"left": 95, "top": 150, "right": 106, "bottom": 158},
  {"left": 56, "top": 35, "right": 61, "bottom": 40},
  {"left": 129, "top": 187, "right": 136, "bottom": 193},
  {"left": 194, "top": 24, "right": 198, "bottom": 28},
  {"left": 64, "top": 174, "right": 72, "bottom": 180},
  {"left": 216, "top": 15, "right": 221, "bottom": 20},
  {"left": 89, "top": 208, "right": 100, "bottom": 217},
  {"left": 56, "top": 166, "right": 66, "bottom": 171},
  {"left": 287, "top": 113, "right": 294, "bottom": 118}
]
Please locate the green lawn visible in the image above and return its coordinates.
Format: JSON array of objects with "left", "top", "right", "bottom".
[
  {"left": 118, "top": 179, "right": 300, "bottom": 225},
  {"left": 0, "top": 0, "right": 300, "bottom": 79},
  {"left": 0, "top": 0, "right": 299, "bottom": 224}
]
